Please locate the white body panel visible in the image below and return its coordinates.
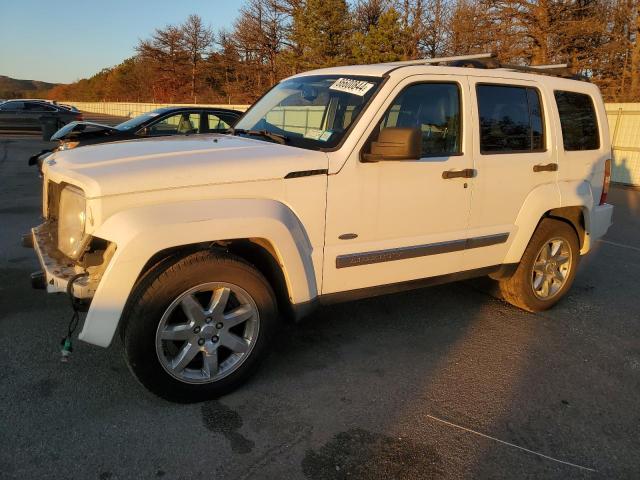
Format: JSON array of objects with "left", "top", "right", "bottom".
[
  {"left": 322, "top": 74, "right": 473, "bottom": 293},
  {"left": 462, "top": 76, "right": 560, "bottom": 269},
  {"left": 34, "top": 63, "right": 614, "bottom": 347}
]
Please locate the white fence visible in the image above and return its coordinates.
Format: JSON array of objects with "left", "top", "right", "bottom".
[
  {"left": 606, "top": 104, "right": 640, "bottom": 186},
  {"left": 64, "top": 100, "right": 640, "bottom": 186},
  {"left": 63, "top": 101, "right": 250, "bottom": 117}
]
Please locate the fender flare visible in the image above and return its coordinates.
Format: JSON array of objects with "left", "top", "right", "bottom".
[
  {"left": 78, "top": 198, "right": 318, "bottom": 347},
  {"left": 556, "top": 179, "right": 595, "bottom": 254},
  {"left": 502, "top": 182, "right": 561, "bottom": 264}
]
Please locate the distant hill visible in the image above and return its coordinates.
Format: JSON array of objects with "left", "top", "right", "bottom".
[{"left": 0, "top": 75, "right": 61, "bottom": 99}]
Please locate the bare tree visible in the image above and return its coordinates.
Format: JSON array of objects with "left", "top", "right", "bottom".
[
  {"left": 354, "top": 0, "right": 390, "bottom": 32},
  {"left": 181, "top": 14, "right": 214, "bottom": 103},
  {"left": 136, "top": 25, "right": 188, "bottom": 102},
  {"left": 420, "top": 0, "right": 452, "bottom": 57},
  {"left": 234, "top": 0, "right": 289, "bottom": 86}
]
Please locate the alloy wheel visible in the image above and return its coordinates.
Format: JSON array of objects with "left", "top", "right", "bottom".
[
  {"left": 531, "top": 237, "right": 572, "bottom": 300},
  {"left": 155, "top": 282, "right": 260, "bottom": 384}
]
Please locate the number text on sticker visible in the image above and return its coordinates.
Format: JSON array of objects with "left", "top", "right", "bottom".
[{"left": 329, "top": 78, "right": 375, "bottom": 96}]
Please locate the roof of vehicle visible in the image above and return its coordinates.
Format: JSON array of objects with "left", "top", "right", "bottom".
[
  {"left": 291, "top": 54, "right": 593, "bottom": 89},
  {"left": 7, "top": 98, "right": 55, "bottom": 103},
  {"left": 150, "top": 106, "right": 243, "bottom": 115},
  {"left": 295, "top": 63, "right": 588, "bottom": 83}
]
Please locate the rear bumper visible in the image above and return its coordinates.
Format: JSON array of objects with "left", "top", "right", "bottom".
[
  {"left": 583, "top": 203, "right": 614, "bottom": 253},
  {"left": 590, "top": 203, "right": 614, "bottom": 240}
]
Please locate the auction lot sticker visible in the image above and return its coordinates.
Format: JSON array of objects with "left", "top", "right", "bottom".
[{"left": 330, "top": 78, "right": 375, "bottom": 96}]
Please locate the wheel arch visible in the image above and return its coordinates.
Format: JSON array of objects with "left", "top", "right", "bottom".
[
  {"left": 546, "top": 206, "right": 586, "bottom": 249},
  {"left": 135, "top": 238, "right": 295, "bottom": 323},
  {"left": 78, "top": 198, "right": 319, "bottom": 347}
]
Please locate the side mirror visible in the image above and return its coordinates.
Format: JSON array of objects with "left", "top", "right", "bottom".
[{"left": 362, "top": 127, "right": 421, "bottom": 162}]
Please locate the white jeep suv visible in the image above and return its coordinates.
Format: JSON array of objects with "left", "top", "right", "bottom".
[{"left": 30, "top": 55, "right": 614, "bottom": 401}]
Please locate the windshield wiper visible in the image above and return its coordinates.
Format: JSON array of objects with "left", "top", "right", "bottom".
[{"left": 230, "top": 128, "right": 289, "bottom": 145}]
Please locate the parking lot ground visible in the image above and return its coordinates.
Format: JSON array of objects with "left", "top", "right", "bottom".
[{"left": 0, "top": 135, "right": 639, "bottom": 479}]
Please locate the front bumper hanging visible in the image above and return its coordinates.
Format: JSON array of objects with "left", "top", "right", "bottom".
[{"left": 30, "top": 223, "right": 95, "bottom": 299}]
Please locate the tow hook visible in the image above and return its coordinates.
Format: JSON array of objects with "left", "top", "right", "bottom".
[
  {"left": 30, "top": 271, "right": 46, "bottom": 290},
  {"left": 22, "top": 233, "right": 34, "bottom": 249}
]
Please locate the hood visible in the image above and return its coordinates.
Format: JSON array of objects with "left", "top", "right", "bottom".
[
  {"left": 44, "top": 134, "right": 329, "bottom": 198},
  {"left": 51, "top": 121, "right": 120, "bottom": 142}
]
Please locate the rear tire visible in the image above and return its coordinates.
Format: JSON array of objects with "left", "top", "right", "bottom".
[
  {"left": 499, "top": 218, "right": 580, "bottom": 312},
  {"left": 121, "top": 250, "right": 278, "bottom": 403}
]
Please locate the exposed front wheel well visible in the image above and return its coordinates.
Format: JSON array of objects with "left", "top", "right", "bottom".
[{"left": 133, "top": 238, "right": 294, "bottom": 323}]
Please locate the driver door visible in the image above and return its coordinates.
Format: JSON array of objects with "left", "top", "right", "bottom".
[{"left": 322, "top": 76, "right": 474, "bottom": 294}]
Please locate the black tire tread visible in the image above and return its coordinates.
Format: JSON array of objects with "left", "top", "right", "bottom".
[
  {"left": 121, "top": 249, "right": 277, "bottom": 402},
  {"left": 499, "top": 218, "right": 579, "bottom": 312}
]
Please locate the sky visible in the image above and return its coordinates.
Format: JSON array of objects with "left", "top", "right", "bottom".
[{"left": 0, "top": 0, "right": 245, "bottom": 84}]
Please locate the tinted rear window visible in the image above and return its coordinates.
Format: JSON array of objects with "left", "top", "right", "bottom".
[
  {"left": 477, "top": 85, "right": 544, "bottom": 153},
  {"left": 0, "top": 101, "right": 24, "bottom": 111},
  {"left": 554, "top": 91, "right": 600, "bottom": 151}
]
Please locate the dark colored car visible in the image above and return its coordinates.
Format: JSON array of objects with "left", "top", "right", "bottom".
[
  {"left": 29, "top": 106, "right": 244, "bottom": 168},
  {"left": 0, "top": 99, "right": 83, "bottom": 136}
]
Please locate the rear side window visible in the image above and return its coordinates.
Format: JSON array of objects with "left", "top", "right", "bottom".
[
  {"left": 206, "top": 113, "right": 231, "bottom": 132},
  {"left": 0, "top": 101, "right": 24, "bottom": 111},
  {"left": 554, "top": 91, "right": 600, "bottom": 151},
  {"left": 477, "top": 85, "right": 544, "bottom": 153},
  {"left": 25, "top": 102, "right": 56, "bottom": 112}
]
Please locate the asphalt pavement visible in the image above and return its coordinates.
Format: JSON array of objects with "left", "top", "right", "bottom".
[{"left": 0, "top": 135, "right": 639, "bottom": 479}]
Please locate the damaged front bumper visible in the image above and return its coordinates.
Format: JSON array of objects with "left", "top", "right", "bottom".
[{"left": 30, "top": 222, "right": 114, "bottom": 300}]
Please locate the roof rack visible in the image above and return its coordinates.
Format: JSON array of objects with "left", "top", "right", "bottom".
[
  {"left": 386, "top": 53, "right": 496, "bottom": 67},
  {"left": 386, "top": 53, "right": 583, "bottom": 80}
]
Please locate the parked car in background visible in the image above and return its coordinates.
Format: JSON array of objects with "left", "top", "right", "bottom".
[
  {"left": 0, "top": 99, "right": 82, "bottom": 136},
  {"left": 29, "top": 106, "right": 244, "bottom": 169},
  {"left": 58, "top": 103, "right": 80, "bottom": 112}
]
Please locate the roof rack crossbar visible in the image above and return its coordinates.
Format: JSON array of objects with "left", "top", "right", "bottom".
[
  {"left": 528, "top": 64, "right": 570, "bottom": 70},
  {"left": 385, "top": 53, "right": 496, "bottom": 67},
  {"left": 421, "top": 53, "right": 496, "bottom": 64},
  {"left": 499, "top": 63, "right": 578, "bottom": 79}
]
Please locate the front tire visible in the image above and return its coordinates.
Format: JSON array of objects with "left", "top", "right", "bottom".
[
  {"left": 121, "top": 250, "right": 278, "bottom": 402},
  {"left": 499, "top": 218, "right": 580, "bottom": 312}
]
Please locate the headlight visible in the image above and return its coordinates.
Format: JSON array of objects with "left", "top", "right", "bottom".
[
  {"left": 58, "top": 186, "right": 87, "bottom": 259},
  {"left": 58, "top": 141, "right": 80, "bottom": 151}
]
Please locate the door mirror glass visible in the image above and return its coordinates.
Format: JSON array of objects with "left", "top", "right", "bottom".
[{"left": 362, "top": 127, "right": 422, "bottom": 162}]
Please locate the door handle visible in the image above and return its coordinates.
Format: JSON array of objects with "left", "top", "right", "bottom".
[
  {"left": 533, "top": 163, "right": 558, "bottom": 172},
  {"left": 442, "top": 168, "right": 476, "bottom": 179}
]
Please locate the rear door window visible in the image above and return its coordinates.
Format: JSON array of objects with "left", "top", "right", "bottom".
[
  {"left": 477, "top": 85, "right": 545, "bottom": 153},
  {"left": 554, "top": 91, "right": 600, "bottom": 151},
  {"left": 206, "top": 113, "right": 231, "bottom": 132}
]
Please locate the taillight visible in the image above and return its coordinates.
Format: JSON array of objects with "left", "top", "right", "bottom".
[{"left": 600, "top": 158, "right": 611, "bottom": 205}]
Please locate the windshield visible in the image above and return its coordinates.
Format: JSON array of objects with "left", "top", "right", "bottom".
[
  {"left": 116, "top": 108, "right": 170, "bottom": 131},
  {"left": 233, "top": 75, "right": 383, "bottom": 150}
]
